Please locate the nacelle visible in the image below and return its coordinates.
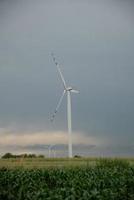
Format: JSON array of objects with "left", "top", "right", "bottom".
[{"left": 67, "top": 87, "right": 73, "bottom": 91}]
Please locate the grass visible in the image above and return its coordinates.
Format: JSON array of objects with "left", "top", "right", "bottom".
[{"left": 0, "top": 157, "right": 134, "bottom": 169}]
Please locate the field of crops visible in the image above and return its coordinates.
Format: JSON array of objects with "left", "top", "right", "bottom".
[
  {"left": 0, "top": 159, "right": 134, "bottom": 200},
  {"left": 0, "top": 157, "right": 98, "bottom": 168},
  {"left": 0, "top": 157, "right": 134, "bottom": 168}
]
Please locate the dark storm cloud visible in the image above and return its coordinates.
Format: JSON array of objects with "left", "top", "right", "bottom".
[{"left": 0, "top": 0, "right": 134, "bottom": 149}]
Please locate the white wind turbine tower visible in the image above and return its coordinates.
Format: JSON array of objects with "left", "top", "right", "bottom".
[{"left": 51, "top": 53, "right": 79, "bottom": 158}]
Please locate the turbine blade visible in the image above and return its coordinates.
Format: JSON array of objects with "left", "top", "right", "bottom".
[
  {"left": 51, "top": 53, "right": 67, "bottom": 89},
  {"left": 71, "top": 89, "right": 79, "bottom": 94},
  {"left": 50, "top": 90, "right": 66, "bottom": 122}
]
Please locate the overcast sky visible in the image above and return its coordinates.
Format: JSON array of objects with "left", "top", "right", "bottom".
[{"left": 0, "top": 0, "right": 134, "bottom": 155}]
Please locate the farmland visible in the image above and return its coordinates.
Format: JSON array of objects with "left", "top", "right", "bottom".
[
  {"left": 0, "top": 158, "right": 134, "bottom": 199},
  {"left": 0, "top": 157, "right": 134, "bottom": 169},
  {"left": 0, "top": 157, "right": 98, "bottom": 169}
]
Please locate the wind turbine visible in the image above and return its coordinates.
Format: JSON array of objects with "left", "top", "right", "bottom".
[{"left": 51, "top": 53, "right": 79, "bottom": 158}]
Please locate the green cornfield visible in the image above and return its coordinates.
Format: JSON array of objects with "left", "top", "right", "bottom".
[{"left": 0, "top": 159, "right": 134, "bottom": 200}]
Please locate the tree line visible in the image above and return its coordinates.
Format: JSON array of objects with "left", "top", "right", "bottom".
[{"left": 1, "top": 153, "right": 45, "bottom": 159}]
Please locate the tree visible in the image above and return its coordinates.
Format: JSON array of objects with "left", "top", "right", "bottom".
[{"left": 2, "top": 153, "right": 13, "bottom": 159}]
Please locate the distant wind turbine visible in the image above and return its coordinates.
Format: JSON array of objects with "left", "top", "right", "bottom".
[
  {"left": 51, "top": 53, "right": 79, "bottom": 158},
  {"left": 48, "top": 144, "right": 56, "bottom": 158}
]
